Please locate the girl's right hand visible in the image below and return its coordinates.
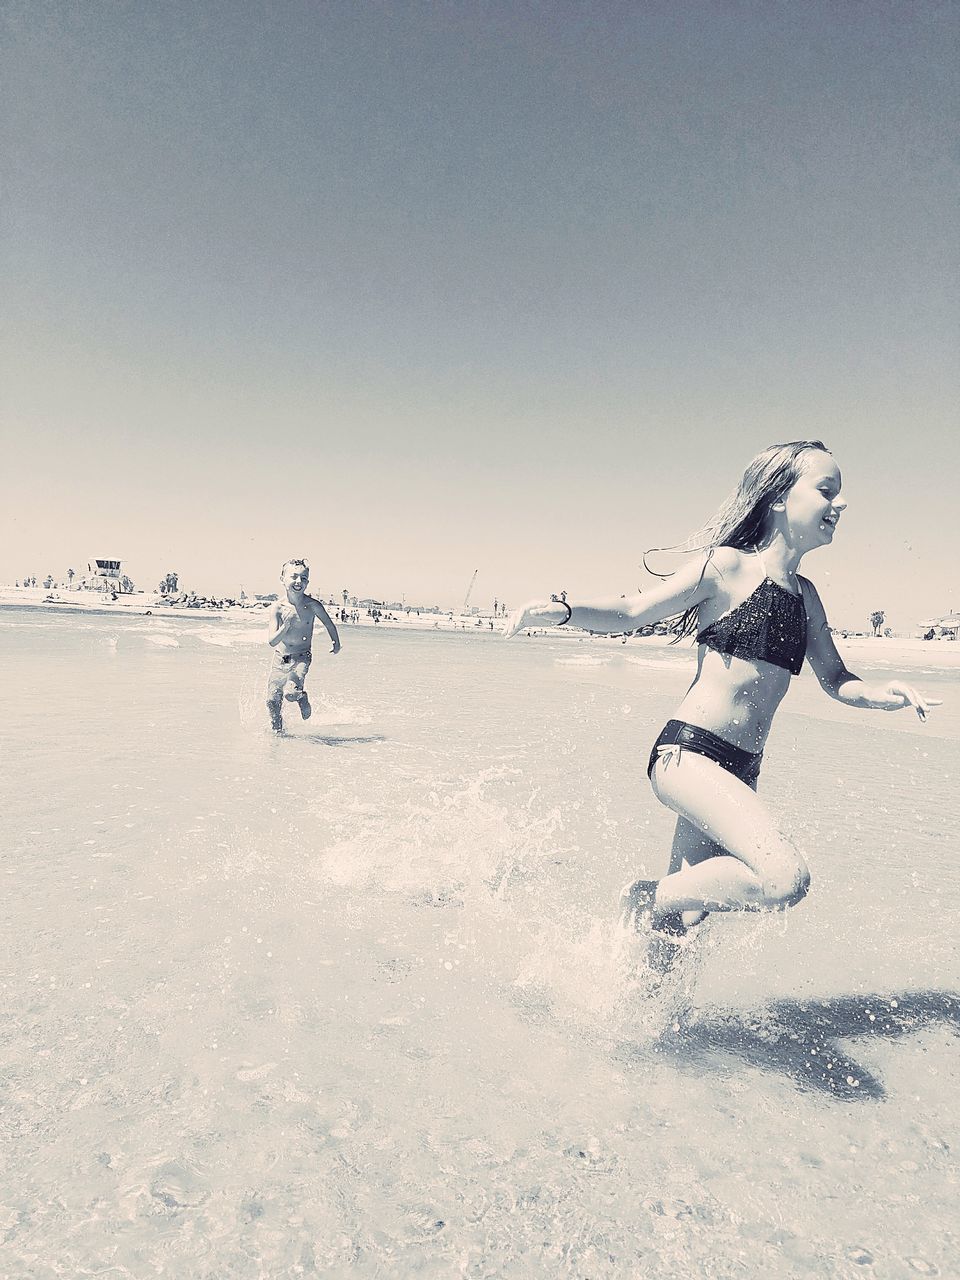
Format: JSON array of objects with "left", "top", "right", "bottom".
[
  {"left": 879, "top": 681, "right": 943, "bottom": 720},
  {"left": 502, "top": 599, "right": 569, "bottom": 638}
]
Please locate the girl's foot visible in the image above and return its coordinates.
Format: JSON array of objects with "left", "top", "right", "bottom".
[
  {"left": 619, "top": 879, "right": 690, "bottom": 937},
  {"left": 619, "top": 880, "right": 658, "bottom": 931},
  {"left": 681, "top": 910, "right": 708, "bottom": 929}
]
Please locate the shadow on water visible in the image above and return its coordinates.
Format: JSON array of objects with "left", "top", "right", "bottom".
[
  {"left": 297, "top": 732, "right": 387, "bottom": 747},
  {"left": 627, "top": 990, "right": 960, "bottom": 1102}
]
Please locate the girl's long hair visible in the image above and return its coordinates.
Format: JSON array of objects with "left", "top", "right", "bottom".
[{"left": 646, "top": 439, "right": 831, "bottom": 641}]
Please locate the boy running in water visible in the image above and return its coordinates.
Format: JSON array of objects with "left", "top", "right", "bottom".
[{"left": 266, "top": 558, "right": 341, "bottom": 733}]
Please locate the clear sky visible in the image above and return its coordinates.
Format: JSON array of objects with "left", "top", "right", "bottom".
[{"left": 2, "top": 1, "right": 957, "bottom": 629}]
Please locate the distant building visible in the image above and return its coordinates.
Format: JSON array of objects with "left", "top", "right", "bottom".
[
  {"left": 86, "top": 557, "right": 122, "bottom": 582},
  {"left": 918, "top": 611, "right": 959, "bottom": 639}
]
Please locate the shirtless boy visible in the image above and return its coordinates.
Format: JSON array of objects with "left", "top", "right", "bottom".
[{"left": 266, "top": 558, "right": 341, "bottom": 733}]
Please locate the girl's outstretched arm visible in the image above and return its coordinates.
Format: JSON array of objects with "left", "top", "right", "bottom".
[
  {"left": 503, "top": 550, "right": 729, "bottom": 639},
  {"left": 801, "top": 580, "right": 942, "bottom": 721}
]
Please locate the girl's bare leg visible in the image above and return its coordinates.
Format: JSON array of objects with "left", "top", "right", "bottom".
[
  {"left": 666, "top": 817, "right": 727, "bottom": 928},
  {"left": 667, "top": 817, "right": 726, "bottom": 876},
  {"left": 650, "top": 751, "right": 810, "bottom": 917}
]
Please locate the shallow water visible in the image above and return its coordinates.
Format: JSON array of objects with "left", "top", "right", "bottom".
[{"left": 1, "top": 610, "right": 958, "bottom": 1278}]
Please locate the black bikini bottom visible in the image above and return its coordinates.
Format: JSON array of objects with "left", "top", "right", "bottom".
[{"left": 647, "top": 719, "right": 762, "bottom": 787}]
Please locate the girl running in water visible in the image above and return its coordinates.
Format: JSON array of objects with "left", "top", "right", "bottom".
[{"left": 504, "top": 441, "right": 940, "bottom": 942}]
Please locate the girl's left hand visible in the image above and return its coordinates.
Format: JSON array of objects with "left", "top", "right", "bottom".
[
  {"left": 502, "top": 598, "right": 568, "bottom": 638},
  {"left": 881, "top": 682, "right": 943, "bottom": 721}
]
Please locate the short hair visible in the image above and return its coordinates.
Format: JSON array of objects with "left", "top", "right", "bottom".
[{"left": 281, "top": 557, "right": 310, "bottom": 576}]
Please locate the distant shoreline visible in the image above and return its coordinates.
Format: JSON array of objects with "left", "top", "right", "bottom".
[
  {"left": 0, "top": 588, "right": 506, "bottom": 632},
  {"left": 0, "top": 589, "right": 224, "bottom": 620},
  {"left": 2, "top": 589, "right": 959, "bottom": 670}
]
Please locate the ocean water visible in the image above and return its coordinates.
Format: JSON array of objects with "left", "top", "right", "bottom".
[{"left": 1, "top": 609, "right": 958, "bottom": 1278}]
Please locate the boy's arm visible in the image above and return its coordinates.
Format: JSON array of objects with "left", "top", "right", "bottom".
[
  {"left": 267, "top": 602, "right": 291, "bottom": 647},
  {"left": 312, "top": 599, "right": 341, "bottom": 653},
  {"left": 802, "top": 580, "right": 939, "bottom": 719}
]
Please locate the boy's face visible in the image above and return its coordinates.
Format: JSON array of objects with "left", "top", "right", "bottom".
[{"left": 282, "top": 562, "right": 309, "bottom": 593}]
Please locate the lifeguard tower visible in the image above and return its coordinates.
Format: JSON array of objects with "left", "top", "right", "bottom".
[{"left": 86, "top": 557, "right": 123, "bottom": 588}]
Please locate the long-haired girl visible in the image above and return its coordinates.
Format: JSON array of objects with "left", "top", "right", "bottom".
[{"left": 504, "top": 442, "right": 940, "bottom": 942}]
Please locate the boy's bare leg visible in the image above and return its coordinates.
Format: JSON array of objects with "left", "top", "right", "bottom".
[
  {"left": 282, "top": 656, "right": 312, "bottom": 720},
  {"left": 266, "top": 693, "right": 284, "bottom": 732},
  {"left": 265, "top": 668, "right": 287, "bottom": 733},
  {"left": 286, "top": 686, "right": 312, "bottom": 719}
]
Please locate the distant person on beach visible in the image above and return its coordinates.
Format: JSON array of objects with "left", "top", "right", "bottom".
[
  {"left": 266, "top": 558, "right": 341, "bottom": 733},
  {"left": 504, "top": 441, "right": 941, "bottom": 955}
]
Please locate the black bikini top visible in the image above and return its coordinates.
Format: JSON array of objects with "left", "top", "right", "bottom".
[{"left": 696, "top": 552, "right": 807, "bottom": 676}]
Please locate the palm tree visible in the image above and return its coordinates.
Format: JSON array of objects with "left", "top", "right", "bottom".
[{"left": 869, "top": 610, "right": 885, "bottom": 637}]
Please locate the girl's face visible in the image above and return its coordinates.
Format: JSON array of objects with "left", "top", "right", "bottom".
[{"left": 780, "top": 451, "right": 846, "bottom": 547}]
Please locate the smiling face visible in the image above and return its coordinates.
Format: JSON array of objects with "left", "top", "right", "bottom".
[
  {"left": 281, "top": 561, "right": 310, "bottom": 595},
  {"left": 780, "top": 450, "right": 846, "bottom": 547}
]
